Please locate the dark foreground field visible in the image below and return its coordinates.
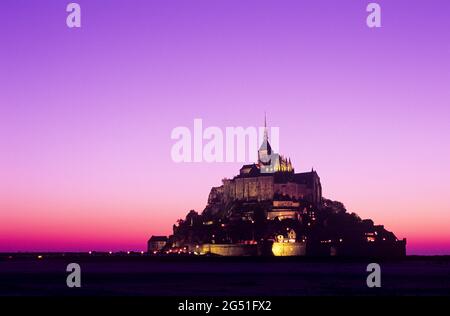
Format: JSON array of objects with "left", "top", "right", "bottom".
[{"left": 1, "top": 254, "right": 449, "bottom": 296}]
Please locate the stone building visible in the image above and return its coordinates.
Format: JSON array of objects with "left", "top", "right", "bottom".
[
  {"left": 147, "top": 236, "right": 168, "bottom": 253},
  {"left": 167, "top": 118, "right": 406, "bottom": 257},
  {"left": 217, "top": 118, "right": 322, "bottom": 206}
]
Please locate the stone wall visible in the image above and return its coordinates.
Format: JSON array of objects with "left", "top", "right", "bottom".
[
  {"left": 199, "top": 244, "right": 258, "bottom": 256},
  {"left": 271, "top": 242, "right": 307, "bottom": 256},
  {"left": 196, "top": 242, "right": 307, "bottom": 257},
  {"left": 224, "top": 176, "right": 273, "bottom": 201}
]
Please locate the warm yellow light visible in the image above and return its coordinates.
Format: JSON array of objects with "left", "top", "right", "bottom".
[{"left": 37, "top": 255, "right": 43, "bottom": 259}]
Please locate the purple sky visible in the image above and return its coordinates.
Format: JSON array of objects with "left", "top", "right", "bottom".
[{"left": 1, "top": 0, "right": 450, "bottom": 254}]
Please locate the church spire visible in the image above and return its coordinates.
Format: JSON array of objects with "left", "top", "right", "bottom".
[
  {"left": 264, "top": 112, "right": 268, "bottom": 142},
  {"left": 258, "top": 112, "right": 272, "bottom": 165}
]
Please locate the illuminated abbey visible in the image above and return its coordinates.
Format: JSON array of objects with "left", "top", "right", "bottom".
[
  {"left": 219, "top": 117, "right": 322, "bottom": 207},
  {"left": 149, "top": 118, "right": 406, "bottom": 257}
]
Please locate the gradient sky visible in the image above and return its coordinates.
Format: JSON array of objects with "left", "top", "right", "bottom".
[{"left": 1, "top": 0, "right": 449, "bottom": 254}]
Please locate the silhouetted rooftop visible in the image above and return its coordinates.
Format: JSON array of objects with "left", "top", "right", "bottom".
[{"left": 149, "top": 236, "right": 168, "bottom": 242}]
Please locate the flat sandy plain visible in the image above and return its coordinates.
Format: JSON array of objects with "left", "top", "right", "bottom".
[{"left": 1, "top": 254, "right": 449, "bottom": 296}]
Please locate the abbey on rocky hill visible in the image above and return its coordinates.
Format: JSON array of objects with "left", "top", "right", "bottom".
[{"left": 150, "top": 118, "right": 406, "bottom": 257}]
